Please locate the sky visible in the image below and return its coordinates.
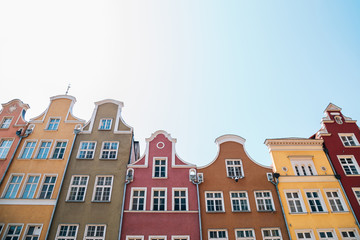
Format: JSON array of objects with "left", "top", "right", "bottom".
[{"left": 1, "top": 0, "right": 359, "bottom": 167}]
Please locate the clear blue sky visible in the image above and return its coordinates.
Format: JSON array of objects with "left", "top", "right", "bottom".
[{"left": 1, "top": 0, "right": 359, "bottom": 166}]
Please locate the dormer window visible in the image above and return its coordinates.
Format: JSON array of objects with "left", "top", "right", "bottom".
[
  {"left": 334, "top": 116, "right": 343, "bottom": 124},
  {"left": 99, "top": 119, "right": 112, "bottom": 130},
  {"left": 0, "top": 117, "right": 12, "bottom": 129},
  {"left": 226, "top": 160, "right": 243, "bottom": 178},
  {"left": 339, "top": 134, "right": 358, "bottom": 147},
  {"left": 153, "top": 158, "right": 167, "bottom": 178},
  {"left": 47, "top": 118, "right": 60, "bottom": 130},
  {"left": 290, "top": 158, "right": 317, "bottom": 176}
]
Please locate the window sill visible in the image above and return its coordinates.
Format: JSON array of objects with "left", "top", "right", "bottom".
[
  {"left": 44, "top": 129, "right": 58, "bottom": 131},
  {"left": 289, "top": 212, "right": 308, "bottom": 215},
  {"left": 152, "top": 177, "right": 168, "bottom": 179},
  {"left": 76, "top": 158, "right": 94, "bottom": 160},
  {"left": 257, "top": 210, "right": 276, "bottom": 212},
  {"left": 344, "top": 145, "right": 360, "bottom": 148},
  {"left": 232, "top": 210, "right": 251, "bottom": 213},
  {"left": 91, "top": 200, "right": 111, "bottom": 203},
  {"left": 206, "top": 211, "right": 226, "bottom": 213},
  {"left": 309, "top": 211, "right": 329, "bottom": 214},
  {"left": 99, "top": 158, "right": 117, "bottom": 161},
  {"left": 66, "top": 200, "right": 85, "bottom": 203},
  {"left": 98, "top": 129, "right": 111, "bottom": 131},
  {"left": 330, "top": 210, "right": 349, "bottom": 214}
]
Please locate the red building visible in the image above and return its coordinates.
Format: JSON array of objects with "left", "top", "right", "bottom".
[
  {"left": 121, "top": 130, "right": 200, "bottom": 240},
  {"left": 315, "top": 103, "right": 360, "bottom": 222},
  {"left": 0, "top": 99, "right": 29, "bottom": 183}
]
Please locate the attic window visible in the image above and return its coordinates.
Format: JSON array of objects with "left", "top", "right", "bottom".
[
  {"left": 226, "top": 160, "right": 244, "bottom": 179},
  {"left": 334, "top": 116, "right": 343, "bottom": 124}
]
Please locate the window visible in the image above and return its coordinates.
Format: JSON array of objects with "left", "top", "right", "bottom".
[
  {"left": 100, "top": 142, "right": 118, "bottom": 159},
  {"left": 3, "top": 224, "right": 23, "bottom": 240},
  {"left": 38, "top": 176, "right": 57, "bottom": 199},
  {"left": 305, "top": 191, "right": 326, "bottom": 213},
  {"left": 325, "top": 190, "right": 346, "bottom": 212},
  {"left": 99, "top": 118, "right": 112, "bottom": 130},
  {"left": 149, "top": 236, "right": 166, "bottom": 240},
  {"left": 0, "top": 117, "right": 12, "bottom": 128},
  {"left": 285, "top": 191, "right": 306, "bottom": 213},
  {"left": 172, "top": 236, "right": 189, "bottom": 240},
  {"left": 84, "top": 225, "right": 106, "bottom": 240},
  {"left": 0, "top": 139, "right": 13, "bottom": 158},
  {"left": 205, "top": 191, "right": 224, "bottom": 212},
  {"left": 126, "top": 236, "right": 144, "bottom": 240},
  {"left": 52, "top": 141, "right": 67, "bottom": 159},
  {"left": 22, "top": 175, "right": 40, "bottom": 199},
  {"left": 130, "top": 188, "right": 146, "bottom": 211},
  {"left": 295, "top": 230, "right": 314, "bottom": 239},
  {"left": 317, "top": 229, "right": 336, "bottom": 240},
  {"left": 24, "top": 225, "right": 42, "bottom": 240},
  {"left": 3, "top": 174, "right": 23, "bottom": 198},
  {"left": 353, "top": 188, "right": 360, "bottom": 205},
  {"left": 340, "top": 229, "right": 359, "bottom": 240},
  {"left": 77, "top": 141, "right": 96, "bottom": 159},
  {"left": 209, "top": 230, "right": 227, "bottom": 240},
  {"left": 173, "top": 189, "right": 187, "bottom": 211},
  {"left": 47, "top": 118, "right": 60, "bottom": 130},
  {"left": 235, "top": 229, "right": 255, "bottom": 240},
  {"left": 36, "top": 141, "right": 52, "bottom": 159},
  {"left": 254, "top": 191, "right": 274, "bottom": 211},
  {"left": 340, "top": 134, "right": 358, "bottom": 146},
  {"left": 66, "top": 175, "right": 89, "bottom": 201},
  {"left": 226, "top": 160, "right": 243, "bottom": 178},
  {"left": 262, "top": 228, "right": 282, "bottom": 240},
  {"left": 338, "top": 156, "right": 360, "bottom": 175},
  {"left": 92, "top": 176, "right": 113, "bottom": 202},
  {"left": 291, "top": 160, "right": 317, "bottom": 176},
  {"left": 153, "top": 158, "right": 167, "bottom": 178},
  {"left": 152, "top": 188, "right": 166, "bottom": 211},
  {"left": 230, "top": 191, "right": 250, "bottom": 212},
  {"left": 55, "top": 224, "right": 78, "bottom": 240},
  {"left": 20, "top": 141, "right": 37, "bottom": 159}
]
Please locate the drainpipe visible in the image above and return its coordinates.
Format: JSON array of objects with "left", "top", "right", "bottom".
[
  {"left": 0, "top": 129, "right": 31, "bottom": 185},
  {"left": 270, "top": 174, "right": 292, "bottom": 240},
  {"left": 190, "top": 171, "right": 202, "bottom": 240},
  {"left": 323, "top": 146, "right": 360, "bottom": 230},
  {"left": 45, "top": 129, "right": 80, "bottom": 240},
  {"left": 195, "top": 182, "right": 203, "bottom": 240},
  {"left": 118, "top": 177, "right": 131, "bottom": 240}
]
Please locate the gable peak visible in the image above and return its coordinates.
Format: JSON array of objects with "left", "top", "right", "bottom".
[{"left": 324, "top": 103, "right": 342, "bottom": 112}]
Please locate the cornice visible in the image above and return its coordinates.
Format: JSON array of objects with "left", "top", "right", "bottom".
[{"left": 265, "top": 138, "right": 324, "bottom": 151}]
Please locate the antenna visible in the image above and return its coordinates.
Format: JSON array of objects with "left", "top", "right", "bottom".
[{"left": 65, "top": 84, "right": 71, "bottom": 95}]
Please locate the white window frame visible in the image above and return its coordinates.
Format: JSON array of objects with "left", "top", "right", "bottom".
[
  {"left": 235, "top": 228, "right": 255, "bottom": 240},
  {"left": 0, "top": 117, "right": 13, "bottom": 129},
  {"left": 304, "top": 190, "right": 327, "bottom": 213},
  {"left": 324, "top": 189, "right": 348, "bottom": 212},
  {"left": 2, "top": 173, "right": 25, "bottom": 199},
  {"left": 284, "top": 190, "right": 307, "bottom": 214},
  {"left": 19, "top": 140, "right": 37, "bottom": 159},
  {"left": 37, "top": 174, "right": 57, "bottom": 199},
  {"left": 316, "top": 229, "right": 338, "bottom": 240},
  {"left": 290, "top": 160, "right": 317, "bottom": 176},
  {"left": 172, "top": 188, "right": 188, "bottom": 211},
  {"left": 152, "top": 157, "right": 167, "bottom": 178},
  {"left": 83, "top": 224, "right": 106, "bottom": 240},
  {"left": 339, "top": 133, "right": 359, "bottom": 147},
  {"left": 46, "top": 118, "right": 61, "bottom": 131},
  {"left": 230, "top": 191, "right": 250, "bottom": 212},
  {"left": 339, "top": 228, "right": 360, "bottom": 240},
  {"left": 55, "top": 224, "right": 79, "bottom": 240},
  {"left": 337, "top": 155, "right": 360, "bottom": 175},
  {"left": 3, "top": 224, "right": 24, "bottom": 240},
  {"left": 151, "top": 187, "right": 167, "bottom": 211},
  {"left": 0, "top": 223, "right": 4, "bottom": 235},
  {"left": 261, "top": 228, "right": 282, "bottom": 240},
  {"left": 149, "top": 236, "right": 167, "bottom": 240},
  {"left": 35, "top": 140, "right": 53, "bottom": 159},
  {"left": 254, "top": 191, "right": 275, "bottom": 211},
  {"left": 208, "top": 229, "right": 228, "bottom": 240},
  {"left": 126, "top": 236, "right": 144, "bottom": 240},
  {"left": 171, "top": 236, "right": 190, "bottom": 240},
  {"left": 100, "top": 141, "right": 119, "bottom": 160},
  {"left": 22, "top": 224, "right": 43, "bottom": 240},
  {"left": 295, "top": 229, "right": 315, "bottom": 239},
  {"left": 66, "top": 175, "right": 89, "bottom": 202},
  {"left": 0, "top": 138, "right": 14, "bottom": 159},
  {"left": 92, "top": 175, "right": 114, "bottom": 202},
  {"left": 225, "top": 159, "right": 244, "bottom": 178},
  {"left": 51, "top": 140, "right": 68, "bottom": 159},
  {"left": 352, "top": 188, "right": 360, "bottom": 206},
  {"left": 130, "top": 187, "right": 147, "bottom": 211},
  {"left": 98, "top": 118, "right": 112, "bottom": 130},
  {"left": 205, "top": 191, "right": 225, "bottom": 212},
  {"left": 20, "top": 174, "right": 41, "bottom": 199},
  {"left": 77, "top": 141, "right": 97, "bottom": 159}
]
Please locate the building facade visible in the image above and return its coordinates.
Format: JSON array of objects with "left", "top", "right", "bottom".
[
  {"left": 315, "top": 103, "right": 360, "bottom": 223},
  {"left": 198, "top": 135, "right": 289, "bottom": 240},
  {"left": 0, "top": 95, "right": 84, "bottom": 240},
  {"left": 265, "top": 138, "right": 360, "bottom": 240},
  {"left": 48, "top": 99, "right": 134, "bottom": 240},
  {"left": 121, "top": 130, "right": 200, "bottom": 240}
]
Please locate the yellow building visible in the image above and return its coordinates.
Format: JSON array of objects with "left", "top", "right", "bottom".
[
  {"left": 0, "top": 95, "right": 84, "bottom": 240},
  {"left": 265, "top": 138, "right": 360, "bottom": 240}
]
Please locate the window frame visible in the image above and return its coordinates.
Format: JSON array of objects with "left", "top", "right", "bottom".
[
  {"left": 66, "top": 175, "right": 89, "bottom": 202},
  {"left": 324, "top": 189, "right": 348, "bottom": 212},
  {"left": 20, "top": 174, "right": 41, "bottom": 199},
  {"left": 225, "top": 159, "right": 244, "bottom": 178},
  {"left": 51, "top": 140, "right": 68, "bottom": 160},
  {"left": 19, "top": 140, "right": 38, "bottom": 159},
  {"left": 254, "top": 190, "right": 275, "bottom": 212},
  {"left": 22, "top": 224, "right": 43, "bottom": 240},
  {"left": 339, "top": 133, "right": 359, "bottom": 147},
  {"left": 149, "top": 236, "right": 167, "bottom": 240},
  {"left": 205, "top": 191, "right": 225, "bottom": 213},
  {"left": 208, "top": 229, "right": 228, "bottom": 240},
  {"left": 316, "top": 229, "right": 337, "bottom": 240},
  {"left": 0, "top": 223, "right": 4, "bottom": 236},
  {"left": 35, "top": 140, "right": 53, "bottom": 159},
  {"left": 83, "top": 224, "right": 106, "bottom": 240},
  {"left": 77, "top": 141, "right": 97, "bottom": 159},
  {"left": 339, "top": 228, "right": 360, "bottom": 240},
  {"left": 337, "top": 155, "right": 360, "bottom": 175},
  {"left": 55, "top": 224, "right": 79, "bottom": 240},
  {"left": 235, "top": 228, "right": 255, "bottom": 240},
  {"left": 284, "top": 190, "right": 307, "bottom": 214},
  {"left": 352, "top": 188, "right": 360, "bottom": 206},
  {"left": 130, "top": 187, "right": 147, "bottom": 211},
  {"left": 0, "top": 117, "right": 13, "bottom": 129},
  {"left": 0, "top": 138, "right": 14, "bottom": 159},
  {"left": 261, "top": 228, "right": 282, "bottom": 240},
  {"left": 2, "top": 173, "right": 25, "bottom": 199},
  {"left": 100, "top": 141, "right": 119, "bottom": 160},
  {"left": 126, "top": 236, "right": 144, "bottom": 240},
  {"left": 172, "top": 188, "right": 188, "bottom": 211},
  {"left": 295, "top": 229, "right": 315, "bottom": 240},
  {"left": 98, "top": 118, "right": 112, "bottom": 130},
  {"left": 152, "top": 157, "right": 168, "bottom": 179},
  {"left": 290, "top": 160, "right": 317, "bottom": 176},
  {"left": 230, "top": 191, "right": 250, "bottom": 212},
  {"left": 171, "top": 236, "right": 190, "bottom": 240},
  {"left": 92, "top": 175, "right": 114, "bottom": 202},
  {"left": 37, "top": 174, "right": 57, "bottom": 199},
  {"left": 151, "top": 187, "right": 167, "bottom": 211},
  {"left": 46, "top": 118, "right": 61, "bottom": 131},
  {"left": 304, "top": 189, "right": 327, "bottom": 213},
  {"left": 3, "top": 224, "right": 24, "bottom": 240}
]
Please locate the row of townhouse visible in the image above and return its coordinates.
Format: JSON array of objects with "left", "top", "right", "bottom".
[{"left": 0, "top": 96, "right": 359, "bottom": 240}]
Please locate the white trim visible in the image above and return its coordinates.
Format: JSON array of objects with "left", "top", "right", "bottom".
[
  {"left": 323, "top": 188, "right": 348, "bottom": 212},
  {"left": 205, "top": 191, "right": 225, "bottom": 212},
  {"left": 76, "top": 141, "right": 97, "bottom": 159},
  {"left": 22, "top": 224, "right": 43, "bottom": 240},
  {"left": 18, "top": 139, "right": 38, "bottom": 159},
  {"left": 2, "top": 173, "right": 25, "bottom": 198},
  {"left": 338, "top": 133, "right": 360, "bottom": 146},
  {"left": 0, "top": 199, "right": 56, "bottom": 205},
  {"left": 2, "top": 223, "right": 24, "bottom": 240},
  {"left": 352, "top": 187, "right": 360, "bottom": 206},
  {"left": 66, "top": 175, "right": 89, "bottom": 202},
  {"left": 229, "top": 191, "right": 250, "bottom": 212},
  {"left": 316, "top": 228, "right": 338, "bottom": 240},
  {"left": 151, "top": 187, "right": 167, "bottom": 211},
  {"left": 172, "top": 188, "right": 188, "bottom": 211},
  {"left": 254, "top": 190, "right": 275, "bottom": 212},
  {"left": 225, "top": 159, "right": 244, "bottom": 178},
  {"left": 55, "top": 224, "right": 79, "bottom": 240},
  {"left": 261, "top": 228, "right": 282, "bottom": 240},
  {"left": 283, "top": 189, "right": 307, "bottom": 214},
  {"left": 171, "top": 236, "right": 190, "bottom": 240},
  {"left": 208, "top": 229, "right": 228, "bottom": 240},
  {"left": 294, "top": 229, "right": 315, "bottom": 240},
  {"left": 19, "top": 174, "right": 41, "bottom": 199},
  {"left": 0, "top": 138, "right": 14, "bottom": 159},
  {"left": 0, "top": 116, "right": 13, "bottom": 129},
  {"left": 45, "top": 117, "right": 61, "bottom": 131},
  {"left": 92, "top": 175, "right": 114, "bottom": 202},
  {"left": 338, "top": 228, "right": 360, "bottom": 239},
  {"left": 337, "top": 155, "right": 360, "bottom": 175},
  {"left": 50, "top": 140, "right": 69, "bottom": 160},
  {"left": 149, "top": 236, "right": 167, "bottom": 240},
  {"left": 99, "top": 141, "right": 119, "bottom": 160},
  {"left": 129, "top": 187, "right": 147, "bottom": 211},
  {"left": 126, "top": 236, "right": 144, "bottom": 240},
  {"left": 303, "top": 189, "right": 328, "bottom": 213},
  {"left": 278, "top": 175, "right": 337, "bottom": 183},
  {"left": 83, "top": 224, "right": 106, "bottom": 240},
  {"left": 152, "top": 157, "right": 168, "bottom": 179},
  {"left": 234, "top": 228, "right": 255, "bottom": 240},
  {"left": 34, "top": 139, "right": 53, "bottom": 159},
  {"left": 0, "top": 223, "right": 4, "bottom": 236},
  {"left": 37, "top": 174, "right": 58, "bottom": 199},
  {"left": 98, "top": 118, "right": 113, "bottom": 130}
]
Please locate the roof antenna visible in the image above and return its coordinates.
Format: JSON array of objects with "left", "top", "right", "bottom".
[{"left": 65, "top": 84, "right": 71, "bottom": 95}]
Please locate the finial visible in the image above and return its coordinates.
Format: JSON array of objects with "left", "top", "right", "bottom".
[{"left": 65, "top": 84, "right": 71, "bottom": 95}]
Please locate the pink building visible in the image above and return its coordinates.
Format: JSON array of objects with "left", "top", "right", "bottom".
[
  {"left": 121, "top": 130, "right": 201, "bottom": 240},
  {"left": 0, "top": 99, "right": 29, "bottom": 182}
]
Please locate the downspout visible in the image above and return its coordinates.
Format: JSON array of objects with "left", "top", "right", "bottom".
[
  {"left": 195, "top": 183, "right": 203, "bottom": 240},
  {"left": 323, "top": 146, "right": 360, "bottom": 230},
  {"left": 270, "top": 175, "right": 292, "bottom": 240},
  {"left": 45, "top": 129, "right": 80, "bottom": 240},
  {"left": 118, "top": 179, "right": 130, "bottom": 240}
]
